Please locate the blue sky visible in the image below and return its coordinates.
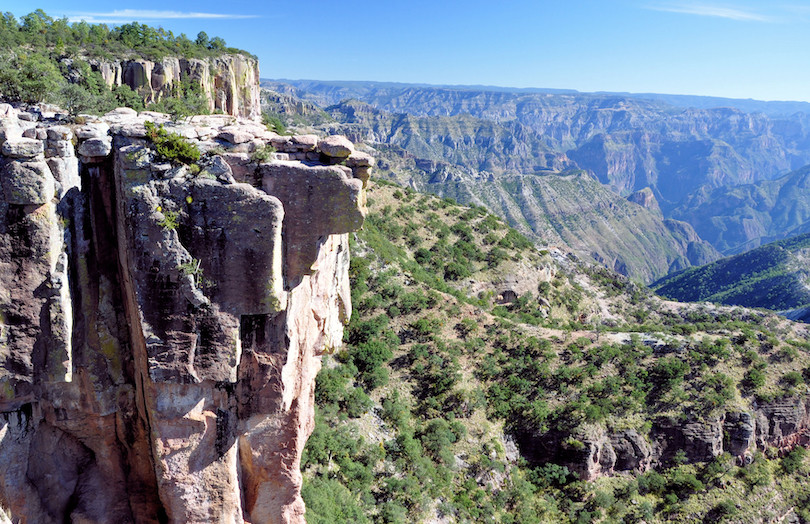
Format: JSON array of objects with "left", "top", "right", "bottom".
[{"left": 5, "top": 1, "right": 810, "bottom": 102}]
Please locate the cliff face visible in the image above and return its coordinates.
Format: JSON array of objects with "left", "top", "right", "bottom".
[
  {"left": 517, "top": 397, "right": 810, "bottom": 481},
  {"left": 91, "top": 54, "right": 262, "bottom": 119},
  {"left": 0, "top": 104, "right": 368, "bottom": 523}
]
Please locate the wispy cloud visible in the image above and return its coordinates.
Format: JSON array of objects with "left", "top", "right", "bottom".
[
  {"left": 65, "top": 9, "right": 258, "bottom": 24},
  {"left": 644, "top": 3, "right": 775, "bottom": 22}
]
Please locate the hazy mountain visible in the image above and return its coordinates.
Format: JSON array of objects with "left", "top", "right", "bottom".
[{"left": 671, "top": 164, "right": 810, "bottom": 254}]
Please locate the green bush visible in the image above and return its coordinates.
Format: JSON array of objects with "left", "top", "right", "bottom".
[
  {"left": 145, "top": 121, "right": 201, "bottom": 164},
  {"left": 301, "top": 477, "right": 369, "bottom": 524},
  {"left": 782, "top": 446, "right": 808, "bottom": 474}
]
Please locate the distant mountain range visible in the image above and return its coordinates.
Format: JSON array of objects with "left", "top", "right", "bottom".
[
  {"left": 262, "top": 79, "right": 810, "bottom": 282},
  {"left": 267, "top": 79, "right": 810, "bottom": 117}
]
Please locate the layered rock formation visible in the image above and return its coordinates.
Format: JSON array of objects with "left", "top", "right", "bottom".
[
  {"left": 90, "top": 54, "right": 261, "bottom": 119},
  {"left": 516, "top": 397, "right": 810, "bottom": 481},
  {"left": 0, "top": 104, "right": 368, "bottom": 523}
]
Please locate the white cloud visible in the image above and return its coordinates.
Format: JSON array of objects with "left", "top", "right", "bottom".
[
  {"left": 645, "top": 3, "right": 774, "bottom": 22},
  {"left": 65, "top": 9, "right": 258, "bottom": 24}
]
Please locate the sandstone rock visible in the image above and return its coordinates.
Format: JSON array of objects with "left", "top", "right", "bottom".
[
  {"left": 106, "top": 107, "right": 138, "bottom": 117},
  {"left": 0, "top": 103, "right": 16, "bottom": 119},
  {"left": 317, "top": 135, "right": 354, "bottom": 158},
  {"left": 610, "top": 430, "right": 652, "bottom": 471},
  {"left": 74, "top": 122, "right": 110, "bottom": 139},
  {"left": 1, "top": 160, "right": 55, "bottom": 204},
  {"left": 261, "top": 160, "right": 367, "bottom": 281},
  {"left": 138, "top": 110, "right": 171, "bottom": 123},
  {"left": 114, "top": 122, "right": 148, "bottom": 138},
  {"left": 78, "top": 137, "right": 112, "bottom": 158},
  {"left": 45, "top": 140, "right": 74, "bottom": 159},
  {"left": 652, "top": 417, "right": 724, "bottom": 464},
  {"left": 168, "top": 124, "right": 198, "bottom": 139},
  {"left": 351, "top": 166, "right": 372, "bottom": 187},
  {"left": 291, "top": 134, "right": 319, "bottom": 151},
  {"left": 46, "top": 157, "right": 80, "bottom": 196},
  {"left": 346, "top": 150, "right": 375, "bottom": 168},
  {"left": 0, "top": 118, "right": 369, "bottom": 524},
  {"left": 0, "top": 119, "right": 22, "bottom": 143},
  {"left": 220, "top": 153, "right": 256, "bottom": 184},
  {"left": 2, "top": 138, "right": 44, "bottom": 159},
  {"left": 46, "top": 126, "right": 73, "bottom": 141},
  {"left": 200, "top": 155, "right": 236, "bottom": 184},
  {"left": 724, "top": 411, "right": 755, "bottom": 456},
  {"left": 217, "top": 129, "right": 253, "bottom": 144}
]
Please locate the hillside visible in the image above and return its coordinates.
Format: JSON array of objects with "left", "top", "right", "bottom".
[
  {"left": 653, "top": 233, "right": 810, "bottom": 313},
  {"left": 303, "top": 179, "right": 810, "bottom": 523}
]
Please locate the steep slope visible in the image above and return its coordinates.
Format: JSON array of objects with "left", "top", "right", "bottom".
[
  {"left": 424, "top": 170, "right": 720, "bottom": 282},
  {"left": 303, "top": 179, "right": 810, "bottom": 524},
  {"left": 671, "top": 164, "right": 810, "bottom": 254},
  {"left": 653, "top": 233, "right": 810, "bottom": 313}
]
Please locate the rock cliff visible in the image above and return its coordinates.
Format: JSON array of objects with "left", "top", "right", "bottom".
[
  {"left": 90, "top": 54, "right": 261, "bottom": 119},
  {"left": 516, "top": 397, "right": 810, "bottom": 481},
  {"left": 0, "top": 104, "right": 368, "bottom": 523}
]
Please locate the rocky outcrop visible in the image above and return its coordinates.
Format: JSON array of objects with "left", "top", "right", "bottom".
[
  {"left": 0, "top": 103, "right": 369, "bottom": 523},
  {"left": 516, "top": 399, "right": 810, "bottom": 480},
  {"left": 89, "top": 54, "right": 261, "bottom": 119}
]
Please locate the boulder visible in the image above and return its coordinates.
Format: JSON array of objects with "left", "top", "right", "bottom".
[
  {"left": 0, "top": 119, "right": 22, "bottom": 143},
  {"left": 1, "top": 160, "right": 55, "bottom": 204},
  {"left": 2, "top": 138, "right": 44, "bottom": 159},
  {"left": 346, "top": 151, "right": 375, "bottom": 168},
  {"left": 610, "top": 430, "right": 652, "bottom": 471},
  {"left": 46, "top": 126, "right": 73, "bottom": 141},
  {"left": 217, "top": 129, "right": 253, "bottom": 145},
  {"left": 317, "top": 135, "right": 354, "bottom": 158},
  {"left": 291, "top": 134, "right": 319, "bottom": 151},
  {"left": 75, "top": 123, "right": 110, "bottom": 140},
  {"left": 78, "top": 137, "right": 112, "bottom": 158},
  {"left": 200, "top": 155, "right": 236, "bottom": 184},
  {"left": 45, "top": 140, "right": 74, "bottom": 159}
]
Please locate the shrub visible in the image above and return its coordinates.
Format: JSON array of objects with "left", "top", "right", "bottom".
[
  {"left": 250, "top": 144, "right": 276, "bottom": 163},
  {"left": 444, "top": 261, "right": 471, "bottom": 281},
  {"left": 782, "top": 446, "right": 808, "bottom": 474},
  {"left": 262, "top": 112, "right": 287, "bottom": 135},
  {"left": 302, "top": 477, "right": 369, "bottom": 524},
  {"left": 145, "top": 121, "right": 201, "bottom": 164}
]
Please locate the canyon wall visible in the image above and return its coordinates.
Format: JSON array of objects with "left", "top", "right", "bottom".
[
  {"left": 90, "top": 54, "right": 261, "bottom": 119},
  {"left": 0, "top": 104, "right": 369, "bottom": 523}
]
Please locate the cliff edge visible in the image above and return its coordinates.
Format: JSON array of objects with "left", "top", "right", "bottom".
[{"left": 0, "top": 104, "right": 369, "bottom": 523}]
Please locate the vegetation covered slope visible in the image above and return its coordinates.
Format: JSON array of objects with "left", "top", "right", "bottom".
[
  {"left": 302, "top": 179, "right": 810, "bottom": 524},
  {"left": 653, "top": 233, "right": 810, "bottom": 312}
]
